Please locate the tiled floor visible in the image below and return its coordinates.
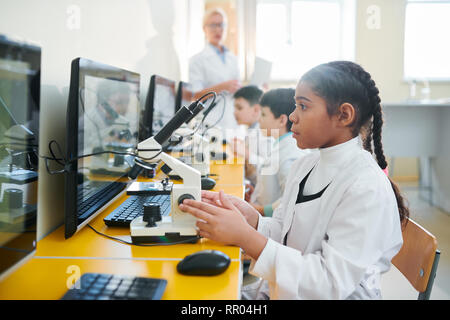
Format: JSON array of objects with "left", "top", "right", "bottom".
[{"left": 381, "top": 182, "right": 450, "bottom": 300}]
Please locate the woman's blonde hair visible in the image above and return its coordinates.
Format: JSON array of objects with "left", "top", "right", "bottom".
[{"left": 202, "top": 7, "right": 228, "bottom": 27}]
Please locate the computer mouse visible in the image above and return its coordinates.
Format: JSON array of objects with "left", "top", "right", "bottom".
[
  {"left": 177, "top": 250, "right": 231, "bottom": 276},
  {"left": 201, "top": 177, "right": 216, "bottom": 190}
]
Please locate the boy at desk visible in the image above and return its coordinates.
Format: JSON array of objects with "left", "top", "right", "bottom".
[
  {"left": 246, "top": 88, "right": 309, "bottom": 216},
  {"left": 231, "top": 85, "right": 272, "bottom": 187}
]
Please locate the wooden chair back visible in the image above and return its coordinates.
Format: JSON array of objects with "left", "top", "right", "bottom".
[{"left": 391, "top": 218, "right": 438, "bottom": 297}]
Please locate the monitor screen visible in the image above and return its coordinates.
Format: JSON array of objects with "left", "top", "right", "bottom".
[
  {"left": 140, "top": 75, "right": 176, "bottom": 141},
  {"left": 0, "top": 35, "right": 40, "bottom": 277},
  {"left": 65, "top": 57, "right": 140, "bottom": 239},
  {"left": 175, "top": 81, "right": 194, "bottom": 112}
]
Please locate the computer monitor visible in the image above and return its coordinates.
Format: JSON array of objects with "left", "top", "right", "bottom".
[
  {"left": 65, "top": 57, "right": 140, "bottom": 239},
  {"left": 139, "top": 75, "right": 176, "bottom": 141},
  {"left": 0, "top": 35, "right": 41, "bottom": 279},
  {"left": 175, "top": 81, "right": 194, "bottom": 112}
]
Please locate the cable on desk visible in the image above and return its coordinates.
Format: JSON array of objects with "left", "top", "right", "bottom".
[
  {"left": 86, "top": 224, "right": 200, "bottom": 247},
  {"left": 38, "top": 139, "right": 162, "bottom": 175}
]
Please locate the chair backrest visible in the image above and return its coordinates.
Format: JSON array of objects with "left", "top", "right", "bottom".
[{"left": 391, "top": 218, "right": 439, "bottom": 299}]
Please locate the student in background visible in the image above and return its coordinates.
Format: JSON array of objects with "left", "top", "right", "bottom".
[
  {"left": 189, "top": 7, "right": 240, "bottom": 131},
  {"left": 233, "top": 86, "right": 263, "bottom": 129},
  {"left": 247, "top": 88, "right": 308, "bottom": 217},
  {"left": 231, "top": 85, "right": 273, "bottom": 187},
  {"left": 180, "top": 61, "right": 408, "bottom": 299}
]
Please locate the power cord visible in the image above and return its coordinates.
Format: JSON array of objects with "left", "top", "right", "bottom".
[
  {"left": 40, "top": 139, "right": 161, "bottom": 175},
  {"left": 182, "top": 91, "right": 217, "bottom": 139},
  {"left": 201, "top": 92, "right": 226, "bottom": 138},
  {"left": 87, "top": 224, "right": 200, "bottom": 247}
]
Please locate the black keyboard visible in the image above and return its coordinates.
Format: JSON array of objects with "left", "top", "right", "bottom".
[
  {"left": 77, "top": 181, "right": 127, "bottom": 221},
  {"left": 61, "top": 273, "right": 167, "bottom": 300},
  {"left": 104, "top": 194, "right": 171, "bottom": 227}
]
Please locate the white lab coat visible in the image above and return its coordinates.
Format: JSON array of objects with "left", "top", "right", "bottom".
[
  {"left": 248, "top": 138, "right": 403, "bottom": 299},
  {"left": 189, "top": 43, "right": 240, "bottom": 130},
  {"left": 243, "top": 123, "right": 274, "bottom": 186},
  {"left": 250, "top": 133, "right": 308, "bottom": 214},
  {"left": 246, "top": 123, "right": 273, "bottom": 167}
]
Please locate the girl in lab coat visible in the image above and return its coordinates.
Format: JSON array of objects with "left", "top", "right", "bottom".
[{"left": 179, "top": 61, "right": 409, "bottom": 299}]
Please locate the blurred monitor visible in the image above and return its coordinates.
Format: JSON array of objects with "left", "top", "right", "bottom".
[
  {"left": 139, "top": 75, "right": 176, "bottom": 141},
  {"left": 64, "top": 57, "right": 140, "bottom": 239},
  {"left": 0, "top": 35, "right": 41, "bottom": 279},
  {"left": 175, "top": 81, "right": 194, "bottom": 112}
]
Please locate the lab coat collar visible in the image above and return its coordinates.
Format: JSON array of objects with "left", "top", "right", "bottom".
[
  {"left": 207, "top": 42, "right": 228, "bottom": 52},
  {"left": 275, "top": 132, "right": 293, "bottom": 145},
  {"left": 319, "top": 136, "right": 361, "bottom": 166},
  {"left": 205, "top": 42, "right": 228, "bottom": 58}
]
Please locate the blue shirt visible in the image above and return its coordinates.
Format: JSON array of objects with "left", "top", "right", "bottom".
[{"left": 208, "top": 43, "right": 228, "bottom": 64}]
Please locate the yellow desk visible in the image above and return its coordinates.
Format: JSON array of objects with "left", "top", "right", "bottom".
[
  {"left": 0, "top": 158, "right": 245, "bottom": 299},
  {"left": 210, "top": 162, "right": 245, "bottom": 187},
  {"left": 153, "top": 157, "right": 245, "bottom": 187},
  {"left": 34, "top": 184, "right": 243, "bottom": 260},
  {"left": 0, "top": 258, "right": 241, "bottom": 300}
]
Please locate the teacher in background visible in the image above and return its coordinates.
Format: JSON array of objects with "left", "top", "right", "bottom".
[{"left": 189, "top": 7, "right": 241, "bottom": 131}]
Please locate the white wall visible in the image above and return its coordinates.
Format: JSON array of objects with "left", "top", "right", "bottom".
[
  {"left": 356, "top": 0, "right": 450, "bottom": 102},
  {"left": 356, "top": 0, "right": 450, "bottom": 214},
  {"left": 0, "top": 0, "right": 197, "bottom": 239}
]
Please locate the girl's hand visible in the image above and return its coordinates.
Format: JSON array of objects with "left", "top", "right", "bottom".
[
  {"left": 179, "top": 191, "right": 267, "bottom": 259},
  {"left": 179, "top": 190, "right": 252, "bottom": 246},
  {"left": 201, "top": 190, "right": 259, "bottom": 229}
]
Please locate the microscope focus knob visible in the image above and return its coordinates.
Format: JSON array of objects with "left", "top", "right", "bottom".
[
  {"left": 143, "top": 202, "right": 161, "bottom": 227},
  {"left": 177, "top": 194, "right": 195, "bottom": 206},
  {"left": 4, "top": 188, "right": 23, "bottom": 209}
]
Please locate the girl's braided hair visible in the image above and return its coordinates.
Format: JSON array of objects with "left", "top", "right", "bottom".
[{"left": 301, "top": 61, "right": 409, "bottom": 227}]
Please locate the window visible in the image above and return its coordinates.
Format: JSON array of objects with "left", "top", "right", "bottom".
[
  {"left": 254, "top": 0, "right": 355, "bottom": 81},
  {"left": 404, "top": 0, "right": 450, "bottom": 80}
]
